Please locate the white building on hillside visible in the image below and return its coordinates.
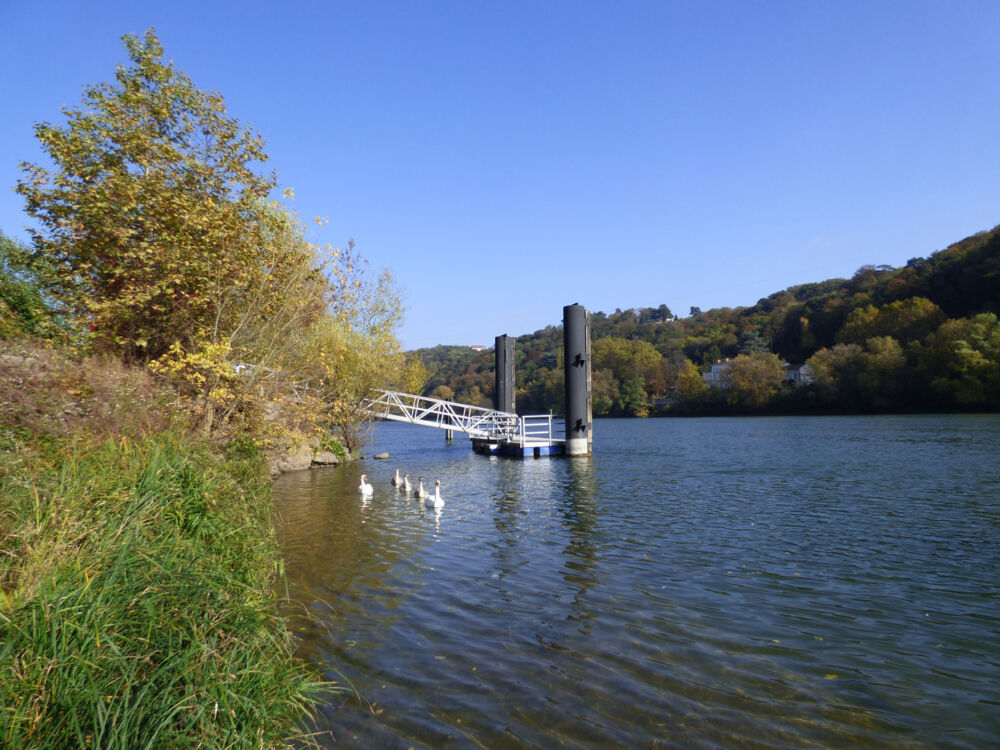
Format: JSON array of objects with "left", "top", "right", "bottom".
[
  {"left": 783, "top": 363, "right": 814, "bottom": 385},
  {"left": 702, "top": 359, "right": 814, "bottom": 389},
  {"left": 702, "top": 360, "right": 731, "bottom": 388}
]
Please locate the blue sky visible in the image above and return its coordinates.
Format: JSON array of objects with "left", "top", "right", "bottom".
[{"left": 2, "top": 1, "right": 999, "bottom": 349}]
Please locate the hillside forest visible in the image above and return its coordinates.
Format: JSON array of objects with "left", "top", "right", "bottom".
[{"left": 415, "top": 225, "right": 1000, "bottom": 416}]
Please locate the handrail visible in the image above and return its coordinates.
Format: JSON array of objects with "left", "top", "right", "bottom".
[
  {"left": 362, "top": 390, "right": 562, "bottom": 444},
  {"left": 520, "top": 414, "right": 554, "bottom": 441},
  {"left": 362, "top": 389, "right": 519, "bottom": 439}
]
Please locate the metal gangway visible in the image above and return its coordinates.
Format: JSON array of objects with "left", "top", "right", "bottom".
[{"left": 362, "top": 389, "right": 561, "bottom": 448}]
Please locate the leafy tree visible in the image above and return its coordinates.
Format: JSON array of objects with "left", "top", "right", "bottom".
[
  {"left": 864, "top": 335, "right": 905, "bottom": 373},
  {"left": 16, "top": 29, "right": 409, "bottom": 444},
  {"left": 919, "top": 314, "right": 1000, "bottom": 407},
  {"left": 149, "top": 206, "right": 331, "bottom": 433},
  {"left": 0, "top": 232, "right": 60, "bottom": 339},
  {"left": 460, "top": 385, "right": 486, "bottom": 407},
  {"left": 292, "top": 260, "right": 411, "bottom": 454},
  {"left": 592, "top": 337, "right": 660, "bottom": 383},
  {"left": 517, "top": 366, "right": 564, "bottom": 415},
  {"left": 637, "top": 303, "right": 673, "bottom": 323},
  {"left": 857, "top": 336, "right": 905, "bottom": 408},
  {"left": 616, "top": 376, "right": 649, "bottom": 417},
  {"left": 592, "top": 369, "right": 619, "bottom": 416},
  {"left": 836, "top": 305, "right": 880, "bottom": 346},
  {"left": 838, "top": 297, "right": 944, "bottom": 346},
  {"left": 430, "top": 384, "right": 455, "bottom": 401},
  {"left": 737, "top": 328, "right": 770, "bottom": 355},
  {"left": 675, "top": 358, "right": 708, "bottom": 402},
  {"left": 725, "top": 352, "right": 784, "bottom": 408},
  {"left": 16, "top": 29, "right": 278, "bottom": 362},
  {"left": 807, "top": 343, "right": 866, "bottom": 409}
]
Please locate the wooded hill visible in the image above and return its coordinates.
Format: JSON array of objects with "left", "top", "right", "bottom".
[{"left": 413, "top": 224, "right": 1000, "bottom": 415}]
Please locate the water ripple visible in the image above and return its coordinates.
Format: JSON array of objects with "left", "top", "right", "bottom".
[{"left": 275, "top": 416, "right": 1000, "bottom": 749}]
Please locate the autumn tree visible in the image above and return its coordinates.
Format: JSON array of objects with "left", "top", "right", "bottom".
[
  {"left": 292, "top": 253, "right": 420, "bottom": 454},
  {"left": 430, "top": 384, "right": 455, "bottom": 401},
  {"left": 16, "top": 29, "right": 411, "bottom": 444},
  {"left": 918, "top": 314, "right": 1000, "bottom": 407},
  {"left": 16, "top": 29, "right": 278, "bottom": 362},
  {"left": 411, "top": 222, "right": 1000, "bottom": 416},
  {"left": 725, "top": 352, "right": 784, "bottom": 408},
  {"left": 837, "top": 297, "right": 944, "bottom": 346},
  {"left": 149, "top": 206, "right": 329, "bottom": 433},
  {"left": 857, "top": 335, "right": 906, "bottom": 407},
  {"left": 675, "top": 358, "right": 708, "bottom": 402},
  {"left": 806, "top": 343, "right": 866, "bottom": 409}
]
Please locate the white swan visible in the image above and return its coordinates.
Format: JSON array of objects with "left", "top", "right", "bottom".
[
  {"left": 358, "top": 474, "right": 373, "bottom": 495},
  {"left": 391, "top": 468, "right": 401, "bottom": 486},
  {"left": 424, "top": 480, "right": 444, "bottom": 509},
  {"left": 415, "top": 477, "right": 429, "bottom": 499},
  {"left": 402, "top": 473, "right": 412, "bottom": 493}
]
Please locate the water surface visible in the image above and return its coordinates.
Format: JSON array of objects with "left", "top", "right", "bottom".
[{"left": 273, "top": 415, "right": 1000, "bottom": 748}]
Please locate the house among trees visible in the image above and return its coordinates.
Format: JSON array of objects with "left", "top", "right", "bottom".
[
  {"left": 783, "top": 363, "right": 814, "bottom": 386},
  {"left": 702, "top": 360, "right": 731, "bottom": 387},
  {"left": 703, "top": 359, "right": 814, "bottom": 389}
]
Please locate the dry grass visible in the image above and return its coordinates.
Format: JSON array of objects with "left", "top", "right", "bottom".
[
  {"left": 0, "top": 342, "right": 187, "bottom": 442},
  {"left": 0, "top": 344, "right": 330, "bottom": 748}
]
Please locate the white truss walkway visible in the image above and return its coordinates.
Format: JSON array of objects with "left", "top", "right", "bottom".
[{"left": 362, "top": 389, "right": 560, "bottom": 446}]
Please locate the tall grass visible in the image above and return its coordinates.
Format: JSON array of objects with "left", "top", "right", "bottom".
[{"left": 0, "top": 429, "right": 328, "bottom": 748}]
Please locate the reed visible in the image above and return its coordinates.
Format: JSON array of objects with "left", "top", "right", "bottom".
[{"left": 0, "top": 429, "right": 328, "bottom": 748}]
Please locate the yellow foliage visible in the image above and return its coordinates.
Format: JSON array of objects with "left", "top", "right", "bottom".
[
  {"left": 725, "top": 352, "right": 784, "bottom": 408},
  {"left": 15, "top": 30, "right": 409, "bottom": 450}
]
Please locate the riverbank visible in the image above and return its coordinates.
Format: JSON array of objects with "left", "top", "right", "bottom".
[{"left": 0, "top": 346, "right": 327, "bottom": 747}]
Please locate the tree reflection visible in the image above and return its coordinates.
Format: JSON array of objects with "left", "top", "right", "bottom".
[{"left": 271, "top": 465, "right": 431, "bottom": 669}]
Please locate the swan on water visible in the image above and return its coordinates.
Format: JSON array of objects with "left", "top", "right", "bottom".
[
  {"left": 424, "top": 480, "right": 444, "bottom": 509},
  {"left": 402, "top": 473, "right": 412, "bottom": 493},
  {"left": 358, "top": 475, "right": 373, "bottom": 495},
  {"left": 415, "top": 477, "right": 429, "bottom": 499},
  {"left": 391, "top": 468, "right": 401, "bottom": 486}
]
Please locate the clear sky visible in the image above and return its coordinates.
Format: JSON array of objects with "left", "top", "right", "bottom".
[{"left": 2, "top": 1, "right": 999, "bottom": 349}]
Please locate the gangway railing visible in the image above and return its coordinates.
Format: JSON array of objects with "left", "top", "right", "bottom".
[
  {"left": 362, "top": 389, "right": 519, "bottom": 438},
  {"left": 362, "top": 389, "right": 562, "bottom": 445},
  {"left": 520, "top": 414, "right": 555, "bottom": 442}
]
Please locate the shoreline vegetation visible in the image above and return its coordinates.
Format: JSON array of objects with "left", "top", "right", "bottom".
[
  {"left": 0, "top": 347, "right": 326, "bottom": 746},
  {"left": 1, "top": 29, "right": 421, "bottom": 746}
]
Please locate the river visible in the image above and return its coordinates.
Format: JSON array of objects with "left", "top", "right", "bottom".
[{"left": 272, "top": 415, "right": 1000, "bottom": 748}]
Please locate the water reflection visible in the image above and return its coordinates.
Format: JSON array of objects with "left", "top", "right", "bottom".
[
  {"left": 489, "top": 459, "right": 528, "bottom": 582},
  {"left": 559, "top": 458, "right": 600, "bottom": 619},
  {"left": 273, "top": 417, "right": 1000, "bottom": 749},
  {"left": 274, "top": 464, "right": 434, "bottom": 683}
]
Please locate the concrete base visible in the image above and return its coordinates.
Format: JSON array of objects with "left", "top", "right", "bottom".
[{"left": 564, "top": 437, "right": 591, "bottom": 456}]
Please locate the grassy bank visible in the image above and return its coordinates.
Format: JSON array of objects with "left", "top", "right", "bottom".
[{"left": 0, "top": 347, "right": 326, "bottom": 747}]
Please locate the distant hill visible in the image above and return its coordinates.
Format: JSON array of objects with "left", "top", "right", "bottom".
[{"left": 412, "top": 224, "right": 1000, "bottom": 415}]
